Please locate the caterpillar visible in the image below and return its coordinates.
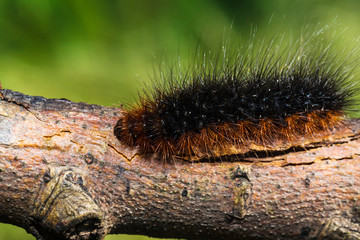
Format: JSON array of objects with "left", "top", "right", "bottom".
[{"left": 114, "top": 28, "right": 357, "bottom": 161}]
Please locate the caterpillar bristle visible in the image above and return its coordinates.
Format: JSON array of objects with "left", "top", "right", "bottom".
[{"left": 114, "top": 28, "right": 358, "bottom": 162}]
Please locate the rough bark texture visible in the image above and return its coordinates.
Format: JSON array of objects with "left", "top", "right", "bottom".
[{"left": 0, "top": 89, "right": 359, "bottom": 240}]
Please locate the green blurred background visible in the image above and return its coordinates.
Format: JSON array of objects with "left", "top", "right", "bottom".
[{"left": 0, "top": 0, "right": 359, "bottom": 239}]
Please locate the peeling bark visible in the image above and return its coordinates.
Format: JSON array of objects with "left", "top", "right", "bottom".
[{"left": 0, "top": 89, "right": 359, "bottom": 240}]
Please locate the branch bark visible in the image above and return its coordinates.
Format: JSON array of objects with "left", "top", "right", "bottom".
[{"left": 0, "top": 89, "right": 359, "bottom": 240}]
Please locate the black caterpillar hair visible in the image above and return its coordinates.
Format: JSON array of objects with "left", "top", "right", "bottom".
[{"left": 114, "top": 26, "right": 358, "bottom": 161}]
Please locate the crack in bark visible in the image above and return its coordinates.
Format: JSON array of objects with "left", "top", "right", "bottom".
[{"left": 107, "top": 143, "right": 138, "bottom": 162}]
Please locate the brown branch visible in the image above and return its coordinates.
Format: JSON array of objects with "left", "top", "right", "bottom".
[{"left": 0, "top": 89, "right": 359, "bottom": 240}]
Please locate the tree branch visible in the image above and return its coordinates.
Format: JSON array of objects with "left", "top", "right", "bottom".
[{"left": 0, "top": 89, "right": 359, "bottom": 240}]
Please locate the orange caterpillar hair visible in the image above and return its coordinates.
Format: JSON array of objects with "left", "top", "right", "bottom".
[{"left": 114, "top": 29, "right": 357, "bottom": 161}]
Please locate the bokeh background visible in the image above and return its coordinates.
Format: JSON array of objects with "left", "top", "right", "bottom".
[{"left": 0, "top": 0, "right": 359, "bottom": 239}]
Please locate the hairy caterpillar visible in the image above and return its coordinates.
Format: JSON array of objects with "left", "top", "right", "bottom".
[{"left": 114, "top": 28, "right": 357, "bottom": 161}]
